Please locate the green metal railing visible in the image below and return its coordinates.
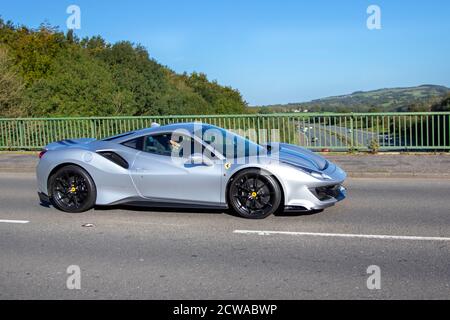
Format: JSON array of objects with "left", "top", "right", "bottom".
[{"left": 0, "top": 112, "right": 449, "bottom": 151}]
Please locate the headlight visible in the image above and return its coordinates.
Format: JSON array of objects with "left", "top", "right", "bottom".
[
  {"left": 310, "top": 171, "right": 332, "bottom": 180},
  {"left": 281, "top": 161, "right": 332, "bottom": 180}
]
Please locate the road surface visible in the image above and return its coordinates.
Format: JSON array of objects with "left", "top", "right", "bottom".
[
  {"left": 0, "top": 172, "right": 449, "bottom": 299},
  {"left": 300, "top": 124, "right": 381, "bottom": 149}
]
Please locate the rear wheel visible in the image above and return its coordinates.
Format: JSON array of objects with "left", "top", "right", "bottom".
[
  {"left": 49, "top": 165, "right": 96, "bottom": 213},
  {"left": 228, "top": 169, "right": 282, "bottom": 219}
]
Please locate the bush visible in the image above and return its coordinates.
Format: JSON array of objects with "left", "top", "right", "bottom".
[{"left": 368, "top": 138, "right": 380, "bottom": 154}]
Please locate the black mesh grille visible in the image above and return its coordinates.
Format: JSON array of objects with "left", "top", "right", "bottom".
[{"left": 314, "top": 185, "right": 341, "bottom": 201}]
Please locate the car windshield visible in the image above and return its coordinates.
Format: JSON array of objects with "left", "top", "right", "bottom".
[{"left": 200, "top": 126, "right": 264, "bottom": 159}]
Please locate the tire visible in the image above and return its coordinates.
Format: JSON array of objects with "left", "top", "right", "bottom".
[
  {"left": 228, "top": 169, "right": 282, "bottom": 219},
  {"left": 49, "top": 165, "right": 96, "bottom": 213}
]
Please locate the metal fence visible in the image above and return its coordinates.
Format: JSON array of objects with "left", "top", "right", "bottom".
[{"left": 1, "top": 112, "right": 449, "bottom": 151}]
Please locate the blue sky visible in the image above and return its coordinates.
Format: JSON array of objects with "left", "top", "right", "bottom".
[{"left": 1, "top": 0, "right": 449, "bottom": 105}]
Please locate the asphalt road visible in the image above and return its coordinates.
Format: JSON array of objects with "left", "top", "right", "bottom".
[
  {"left": 0, "top": 172, "right": 449, "bottom": 299},
  {"left": 303, "top": 124, "right": 380, "bottom": 148}
]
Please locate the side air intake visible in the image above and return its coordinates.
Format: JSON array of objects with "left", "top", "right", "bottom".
[{"left": 97, "top": 151, "right": 129, "bottom": 169}]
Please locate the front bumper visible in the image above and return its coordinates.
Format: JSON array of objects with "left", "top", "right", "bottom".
[
  {"left": 38, "top": 192, "right": 51, "bottom": 204},
  {"left": 280, "top": 159, "right": 347, "bottom": 211},
  {"left": 285, "top": 185, "right": 346, "bottom": 212}
]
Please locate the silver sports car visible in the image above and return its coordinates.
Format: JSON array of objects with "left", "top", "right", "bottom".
[{"left": 36, "top": 123, "right": 346, "bottom": 219}]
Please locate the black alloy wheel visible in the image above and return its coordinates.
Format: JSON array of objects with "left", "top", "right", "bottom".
[
  {"left": 228, "top": 169, "right": 282, "bottom": 219},
  {"left": 50, "top": 165, "right": 96, "bottom": 213}
]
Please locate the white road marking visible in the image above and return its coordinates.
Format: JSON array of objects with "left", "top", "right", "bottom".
[
  {"left": 233, "top": 230, "right": 450, "bottom": 242},
  {"left": 0, "top": 219, "right": 29, "bottom": 224}
]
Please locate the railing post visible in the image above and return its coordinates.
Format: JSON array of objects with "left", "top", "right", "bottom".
[
  {"left": 353, "top": 114, "right": 358, "bottom": 151},
  {"left": 90, "top": 118, "right": 96, "bottom": 138},
  {"left": 349, "top": 115, "right": 354, "bottom": 152},
  {"left": 18, "top": 119, "right": 25, "bottom": 149},
  {"left": 256, "top": 115, "right": 261, "bottom": 144}
]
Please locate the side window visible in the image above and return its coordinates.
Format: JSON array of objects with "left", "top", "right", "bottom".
[
  {"left": 122, "top": 137, "right": 143, "bottom": 150},
  {"left": 143, "top": 133, "right": 178, "bottom": 156},
  {"left": 137, "top": 133, "right": 218, "bottom": 160},
  {"left": 178, "top": 136, "right": 205, "bottom": 159}
]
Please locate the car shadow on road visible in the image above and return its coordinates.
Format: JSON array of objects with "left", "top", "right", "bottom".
[
  {"left": 94, "top": 204, "right": 230, "bottom": 216},
  {"left": 274, "top": 209, "right": 324, "bottom": 217},
  {"left": 39, "top": 202, "right": 51, "bottom": 208},
  {"left": 94, "top": 205, "right": 324, "bottom": 218}
]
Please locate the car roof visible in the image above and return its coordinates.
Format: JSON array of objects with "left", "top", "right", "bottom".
[
  {"left": 137, "top": 122, "right": 220, "bottom": 135},
  {"left": 108, "top": 122, "right": 221, "bottom": 143}
]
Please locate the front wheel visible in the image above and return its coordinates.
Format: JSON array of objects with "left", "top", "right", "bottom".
[
  {"left": 228, "top": 169, "right": 282, "bottom": 219},
  {"left": 49, "top": 165, "right": 96, "bottom": 213}
]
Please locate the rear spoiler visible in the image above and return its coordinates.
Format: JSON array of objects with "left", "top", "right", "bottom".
[{"left": 44, "top": 138, "right": 97, "bottom": 151}]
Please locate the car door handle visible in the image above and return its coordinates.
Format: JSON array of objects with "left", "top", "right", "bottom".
[{"left": 184, "top": 163, "right": 208, "bottom": 168}]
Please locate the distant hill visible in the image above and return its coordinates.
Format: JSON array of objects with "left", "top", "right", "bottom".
[{"left": 257, "top": 85, "right": 450, "bottom": 113}]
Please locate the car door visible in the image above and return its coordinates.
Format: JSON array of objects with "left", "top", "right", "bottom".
[{"left": 128, "top": 133, "right": 224, "bottom": 206}]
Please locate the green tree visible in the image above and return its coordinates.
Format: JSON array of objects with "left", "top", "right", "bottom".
[
  {"left": 184, "top": 72, "right": 247, "bottom": 114},
  {"left": 431, "top": 93, "right": 450, "bottom": 111},
  {"left": 96, "top": 41, "right": 173, "bottom": 115},
  {"left": 0, "top": 23, "right": 66, "bottom": 85},
  {"left": 0, "top": 46, "right": 25, "bottom": 117},
  {"left": 25, "top": 48, "right": 118, "bottom": 116}
]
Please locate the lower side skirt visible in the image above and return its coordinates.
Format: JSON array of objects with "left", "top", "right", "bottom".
[
  {"left": 120, "top": 201, "right": 228, "bottom": 210},
  {"left": 39, "top": 193, "right": 331, "bottom": 213},
  {"left": 107, "top": 196, "right": 228, "bottom": 210}
]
